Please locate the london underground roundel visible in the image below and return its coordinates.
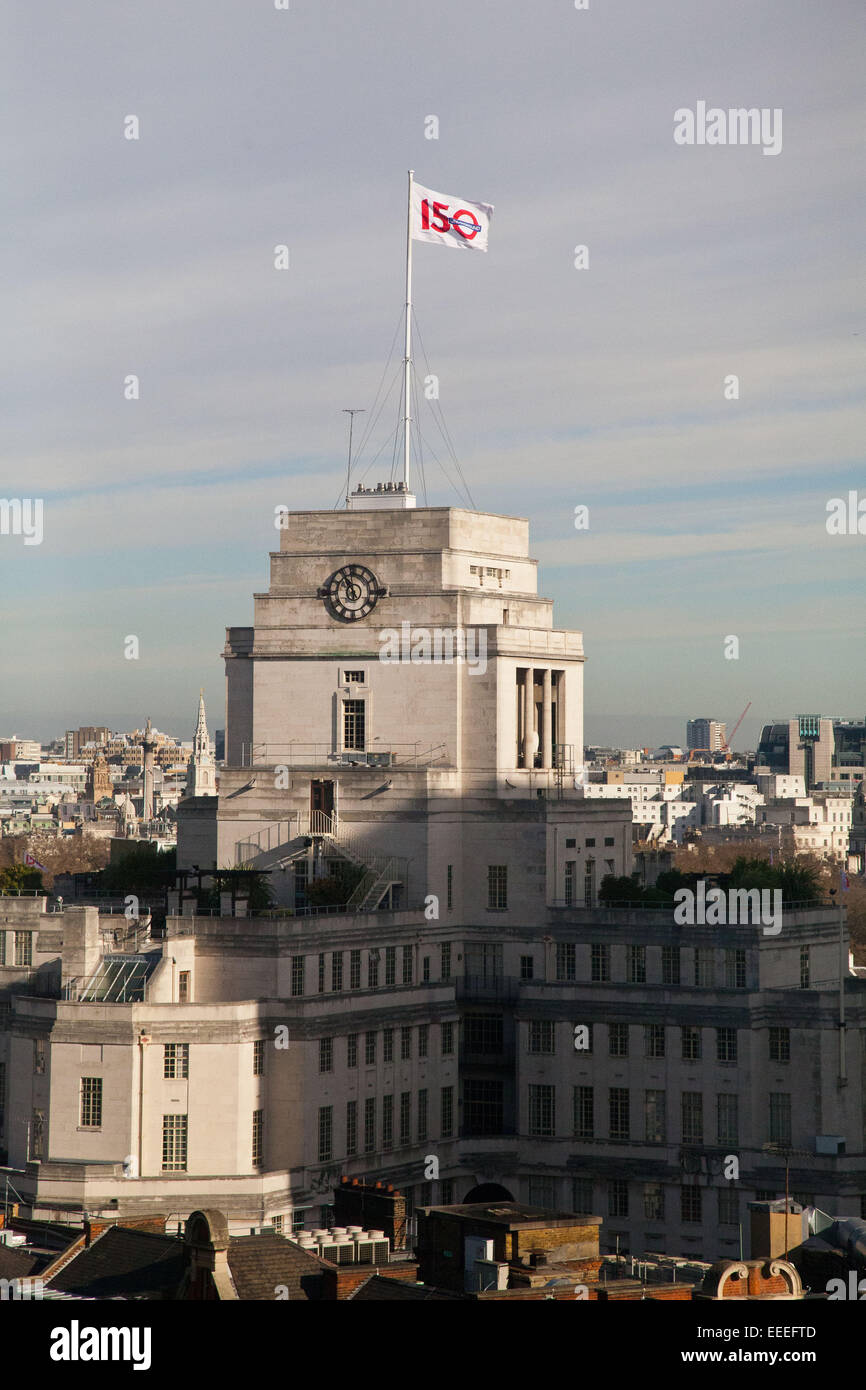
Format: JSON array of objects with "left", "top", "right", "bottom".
[{"left": 318, "top": 564, "right": 384, "bottom": 622}]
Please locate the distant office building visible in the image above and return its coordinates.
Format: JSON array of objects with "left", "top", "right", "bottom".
[
  {"left": 756, "top": 717, "right": 835, "bottom": 791},
  {"left": 64, "top": 727, "right": 111, "bottom": 760},
  {"left": 0, "top": 738, "right": 41, "bottom": 761},
  {"left": 686, "top": 719, "right": 726, "bottom": 753}
]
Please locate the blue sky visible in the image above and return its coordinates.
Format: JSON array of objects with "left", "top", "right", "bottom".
[{"left": 1, "top": 0, "right": 863, "bottom": 748}]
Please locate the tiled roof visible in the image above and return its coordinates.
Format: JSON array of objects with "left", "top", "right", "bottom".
[
  {"left": 0, "top": 1244, "right": 44, "bottom": 1280},
  {"left": 226, "top": 1235, "right": 330, "bottom": 1301},
  {"left": 46, "top": 1226, "right": 185, "bottom": 1299},
  {"left": 348, "top": 1275, "right": 467, "bottom": 1301}
]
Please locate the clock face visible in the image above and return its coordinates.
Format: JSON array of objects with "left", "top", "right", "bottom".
[{"left": 319, "top": 564, "right": 384, "bottom": 622}]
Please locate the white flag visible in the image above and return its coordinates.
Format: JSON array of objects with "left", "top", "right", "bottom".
[{"left": 412, "top": 181, "right": 493, "bottom": 252}]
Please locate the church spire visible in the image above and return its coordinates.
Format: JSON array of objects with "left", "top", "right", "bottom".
[{"left": 186, "top": 689, "right": 217, "bottom": 799}]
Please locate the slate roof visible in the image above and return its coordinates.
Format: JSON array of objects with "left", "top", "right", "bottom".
[
  {"left": 348, "top": 1275, "right": 467, "bottom": 1301},
  {"left": 46, "top": 1225, "right": 185, "bottom": 1299},
  {"left": 226, "top": 1234, "right": 330, "bottom": 1301},
  {"left": 0, "top": 1244, "right": 45, "bottom": 1280}
]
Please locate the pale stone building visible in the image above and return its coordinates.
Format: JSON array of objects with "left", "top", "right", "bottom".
[{"left": 1, "top": 498, "right": 865, "bottom": 1263}]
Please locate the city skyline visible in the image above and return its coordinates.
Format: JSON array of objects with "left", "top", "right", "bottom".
[{"left": 1, "top": 0, "right": 864, "bottom": 741}]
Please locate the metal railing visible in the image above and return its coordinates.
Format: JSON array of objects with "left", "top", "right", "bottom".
[{"left": 238, "top": 742, "right": 447, "bottom": 769}]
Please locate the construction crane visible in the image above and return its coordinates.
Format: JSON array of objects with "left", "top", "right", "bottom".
[{"left": 723, "top": 701, "right": 752, "bottom": 759}]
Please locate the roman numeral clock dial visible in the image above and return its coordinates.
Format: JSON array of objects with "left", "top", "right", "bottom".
[{"left": 318, "top": 564, "right": 386, "bottom": 622}]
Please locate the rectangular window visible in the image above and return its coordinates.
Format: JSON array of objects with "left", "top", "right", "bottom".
[
  {"left": 769, "top": 1092, "right": 792, "bottom": 1146},
  {"left": 769, "top": 1027, "right": 791, "bottom": 1062},
  {"left": 487, "top": 865, "right": 508, "bottom": 910},
  {"left": 365, "top": 1032, "right": 376, "bottom": 1066},
  {"left": 368, "top": 951, "right": 379, "bottom": 988},
  {"left": 347, "top": 1034, "right": 358, "bottom": 1068},
  {"left": 0, "top": 932, "right": 5, "bottom": 966},
  {"left": 682, "top": 1092, "right": 704, "bottom": 1144},
  {"left": 34, "top": 1040, "right": 45, "bottom": 1075},
  {"left": 163, "top": 1043, "right": 189, "bottom": 1079},
  {"left": 609, "top": 1087, "right": 630, "bottom": 1140},
  {"left": 382, "top": 1094, "right": 393, "bottom": 1151},
  {"left": 400, "top": 1092, "right": 411, "bottom": 1144},
  {"left": 644, "top": 1183, "right": 664, "bottom": 1221},
  {"left": 716, "top": 1028, "right": 738, "bottom": 1063},
  {"left": 681, "top": 1026, "right": 702, "bottom": 1061},
  {"left": 591, "top": 944, "right": 610, "bottom": 982},
  {"left": 800, "top": 947, "right": 810, "bottom": 989},
  {"left": 252, "top": 1109, "right": 263, "bottom": 1167},
  {"left": 725, "top": 949, "right": 747, "bottom": 989},
  {"left": 417, "top": 1089, "right": 428, "bottom": 1142},
  {"left": 383, "top": 1028, "right": 393, "bottom": 1063},
  {"left": 364, "top": 1097, "right": 376, "bottom": 1153},
  {"left": 573, "top": 1178, "right": 593, "bottom": 1213},
  {"left": 718, "top": 1188, "right": 739, "bottom": 1225},
  {"left": 464, "top": 1015, "right": 503, "bottom": 1054},
  {"left": 662, "top": 946, "right": 680, "bottom": 986},
  {"left": 418, "top": 1025, "right": 429, "bottom": 1059},
  {"left": 346, "top": 1101, "right": 357, "bottom": 1156},
  {"left": 349, "top": 949, "right": 361, "bottom": 990},
  {"left": 14, "top": 932, "right": 32, "bottom": 967},
  {"left": 573, "top": 1086, "right": 594, "bottom": 1139},
  {"left": 529, "top": 1020, "right": 556, "bottom": 1054},
  {"left": 520, "top": 954, "right": 534, "bottom": 980},
  {"left": 253, "top": 1040, "right": 264, "bottom": 1076},
  {"left": 681, "top": 1185, "right": 702, "bottom": 1224},
  {"left": 645, "top": 1089, "right": 666, "bottom": 1144},
  {"left": 609, "top": 1180, "right": 628, "bottom": 1219},
  {"left": 441, "top": 1022, "right": 454, "bottom": 1056},
  {"left": 343, "top": 699, "right": 365, "bottom": 750},
  {"left": 402, "top": 945, "right": 413, "bottom": 984},
  {"left": 604, "top": 836, "right": 615, "bottom": 847},
  {"left": 556, "top": 943, "right": 576, "bottom": 981},
  {"left": 422, "top": 955, "right": 430, "bottom": 982},
  {"left": 31, "top": 1110, "right": 44, "bottom": 1160},
  {"left": 694, "top": 949, "right": 713, "bottom": 988},
  {"left": 318, "top": 1106, "right": 333, "bottom": 1163},
  {"left": 446, "top": 866, "right": 453, "bottom": 911},
  {"left": 463, "top": 1079, "right": 503, "bottom": 1136},
  {"left": 609, "top": 1023, "right": 629, "bottom": 1057},
  {"left": 528, "top": 1177, "right": 557, "bottom": 1208},
  {"left": 344, "top": 669, "right": 365, "bottom": 683},
  {"left": 291, "top": 955, "right": 305, "bottom": 996},
  {"left": 528, "top": 1084, "right": 555, "bottom": 1137},
  {"left": 441, "top": 1085, "right": 453, "bottom": 1137},
  {"left": 385, "top": 947, "right": 396, "bottom": 986},
  {"left": 178, "top": 970, "right": 190, "bottom": 1003},
  {"left": 440, "top": 941, "right": 452, "bottom": 979},
  {"left": 401, "top": 1026, "right": 412, "bottom": 1060},
  {"left": 564, "top": 860, "right": 576, "bottom": 907},
  {"left": 645, "top": 1024, "right": 665, "bottom": 1058},
  {"left": 80, "top": 1077, "right": 102, "bottom": 1128},
  {"left": 627, "top": 945, "right": 646, "bottom": 984},
  {"left": 162, "top": 1114, "right": 188, "bottom": 1171},
  {"left": 717, "top": 1093, "right": 738, "bottom": 1145},
  {"left": 318, "top": 953, "right": 326, "bottom": 993},
  {"left": 331, "top": 951, "right": 343, "bottom": 992},
  {"left": 319, "top": 1038, "right": 333, "bottom": 1073}
]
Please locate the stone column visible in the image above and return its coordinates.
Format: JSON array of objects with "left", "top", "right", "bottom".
[
  {"left": 542, "top": 669, "right": 553, "bottom": 770},
  {"left": 522, "top": 669, "right": 534, "bottom": 769}
]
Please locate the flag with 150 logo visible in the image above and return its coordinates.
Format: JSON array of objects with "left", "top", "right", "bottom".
[{"left": 411, "top": 182, "right": 494, "bottom": 252}]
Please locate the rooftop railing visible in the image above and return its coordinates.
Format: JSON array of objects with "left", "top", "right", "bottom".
[{"left": 238, "top": 742, "right": 447, "bottom": 769}]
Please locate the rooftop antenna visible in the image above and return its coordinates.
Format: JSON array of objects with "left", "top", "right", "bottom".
[
  {"left": 402, "top": 169, "right": 414, "bottom": 490},
  {"left": 342, "top": 408, "right": 365, "bottom": 506}
]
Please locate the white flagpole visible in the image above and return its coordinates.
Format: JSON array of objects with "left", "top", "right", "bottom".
[{"left": 402, "top": 169, "right": 414, "bottom": 490}]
